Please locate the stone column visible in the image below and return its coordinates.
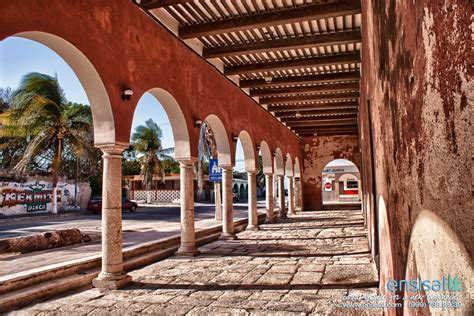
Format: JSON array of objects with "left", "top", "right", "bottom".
[
  {"left": 288, "top": 176, "right": 295, "bottom": 215},
  {"left": 272, "top": 173, "right": 278, "bottom": 210},
  {"left": 175, "top": 159, "right": 199, "bottom": 256},
  {"left": 277, "top": 175, "right": 286, "bottom": 219},
  {"left": 294, "top": 177, "right": 301, "bottom": 210},
  {"left": 221, "top": 165, "right": 236, "bottom": 239},
  {"left": 264, "top": 173, "right": 275, "bottom": 223},
  {"left": 214, "top": 182, "right": 222, "bottom": 221},
  {"left": 246, "top": 171, "right": 258, "bottom": 230},
  {"left": 93, "top": 144, "right": 131, "bottom": 290},
  {"left": 335, "top": 175, "right": 340, "bottom": 202}
]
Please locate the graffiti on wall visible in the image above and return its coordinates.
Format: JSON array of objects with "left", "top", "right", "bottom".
[{"left": 0, "top": 180, "right": 76, "bottom": 215}]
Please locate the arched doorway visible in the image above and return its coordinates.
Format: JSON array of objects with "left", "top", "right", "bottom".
[
  {"left": 127, "top": 89, "right": 188, "bottom": 204},
  {"left": 322, "top": 159, "right": 361, "bottom": 205}
]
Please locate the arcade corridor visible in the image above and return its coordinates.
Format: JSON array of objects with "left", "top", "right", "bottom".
[{"left": 0, "top": 0, "right": 471, "bottom": 315}]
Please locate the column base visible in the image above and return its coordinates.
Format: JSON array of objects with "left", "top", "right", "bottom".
[
  {"left": 219, "top": 232, "right": 237, "bottom": 240},
  {"left": 246, "top": 225, "right": 259, "bottom": 231},
  {"left": 93, "top": 272, "right": 132, "bottom": 290},
  {"left": 175, "top": 246, "right": 200, "bottom": 257},
  {"left": 264, "top": 216, "right": 275, "bottom": 224},
  {"left": 288, "top": 211, "right": 296, "bottom": 216},
  {"left": 278, "top": 210, "right": 288, "bottom": 219}
]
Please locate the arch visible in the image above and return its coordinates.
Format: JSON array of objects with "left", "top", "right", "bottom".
[
  {"left": 339, "top": 173, "right": 359, "bottom": 182},
  {"left": 285, "top": 153, "right": 294, "bottom": 177},
  {"left": 238, "top": 130, "right": 256, "bottom": 172},
  {"left": 204, "top": 114, "right": 231, "bottom": 166},
  {"left": 146, "top": 88, "right": 191, "bottom": 160},
  {"left": 294, "top": 158, "right": 301, "bottom": 178},
  {"left": 12, "top": 32, "right": 116, "bottom": 146},
  {"left": 233, "top": 183, "right": 239, "bottom": 193},
  {"left": 259, "top": 141, "right": 273, "bottom": 174},
  {"left": 274, "top": 148, "right": 285, "bottom": 175},
  {"left": 239, "top": 183, "right": 246, "bottom": 199}
]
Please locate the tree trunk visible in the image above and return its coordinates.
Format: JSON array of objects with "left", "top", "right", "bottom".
[{"left": 51, "top": 138, "right": 62, "bottom": 214}]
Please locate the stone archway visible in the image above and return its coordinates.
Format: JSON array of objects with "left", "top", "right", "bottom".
[{"left": 12, "top": 32, "right": 116, "bottom": 146}]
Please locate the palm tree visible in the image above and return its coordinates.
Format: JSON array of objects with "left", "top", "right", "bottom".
[
  {"left": 196, "top": 122, "right": 222, "bottom": 219},
  {"left": 0, "top": 72, "right": 95, "bottom": 213},
  {"left": 131, "top": 119, "right": 174, "bottom": 203}
]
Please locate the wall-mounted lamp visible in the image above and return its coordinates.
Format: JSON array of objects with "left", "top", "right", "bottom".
[
  {"left": 264, "top": 75, "right": 273, "bottom": 83},
  {"left": 256, "top": 145, "right": 261, "bottom": 151},
  {"left": 232, "top": 134, "right": 239, "bottom": 143},
  {"left": 313, "top": 132, "right": 318, "bottom": 136},
  {"left": 121, "top": 88, "right": 133, "bottom": 101},
  {"left": 194, "top": 119, "right": 203, "bottom": 128}
]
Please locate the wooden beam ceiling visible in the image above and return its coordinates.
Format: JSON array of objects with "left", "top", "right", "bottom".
[
  {"left": 140, "top": 0, "right": 191, "bottom": 10},
  {"left": 251, "top": 82, "right": 359, "bottom": 97},
  {"left": 268, "top": 101, "right": 358, "bottom": 112},
  {"left": 285, "top": 118, "right": 358, "bottom": 128},
  {"left": 178, "top": 0, "right": 361, "bottom": 39},
  {"left": 277, "top": 108, "right": 358, "bottom": 118},
  {"left": 280, "top": 113, "right": 358, "bottom": 123},
  {"left": 203, "top": 30, "right": 361, "bottom": 58},
  {"left": 225, "top": 52, "right": 360, "bottom": 76},
  {"left": 261, "top": 92, "right": 359, "bottom": 104},
  {"left": 297, "top": 130, "right": 358, "bottom": 136},
  {"left": 240, "top": 71, "right": 360, "bottom": 89}
]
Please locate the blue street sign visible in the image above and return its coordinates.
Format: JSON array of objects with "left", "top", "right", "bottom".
[{"left": 209, "top": 159, "right": 222, "bottom": 182}]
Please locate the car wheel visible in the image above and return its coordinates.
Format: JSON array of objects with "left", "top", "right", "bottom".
[{"left": 130, "top": 205, "right": 137, "bottom": 212}]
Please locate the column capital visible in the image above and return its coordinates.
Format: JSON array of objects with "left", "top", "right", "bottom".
[
  {"left": 177, "top": 157, "right": 198, "bottom": 166},
  {"left": 287, "top": 175, "right": 294, "bottom": 179},
  {"left": 97, "top": 142, "right": 128, "bottom": 158},
  {"left": 264, "top": 172, "right": 273, "bottom": 177},
  {"left": 247, "top": 170, "right": 257, "bottom": 175},
  {"left": 220, "top": 164, "right": 234, "bottom": 171}
]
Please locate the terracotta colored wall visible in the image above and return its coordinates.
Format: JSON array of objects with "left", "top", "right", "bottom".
[
  {"left": 0, "top": 0, "right": 301, "bottom": 165},
  {"left": 360, "top": 0, "right": 472, "bottom": 314},
  {"left": 301, "top": 136, "right": 360, "bottom": 210}
]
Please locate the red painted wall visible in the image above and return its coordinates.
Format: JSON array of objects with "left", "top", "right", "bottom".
[
  {"left": 0, "top": 0, "right": 301, "bottom": 165},
  {"left": 301, "top": 136, "right": 360, "bottom": 210}
]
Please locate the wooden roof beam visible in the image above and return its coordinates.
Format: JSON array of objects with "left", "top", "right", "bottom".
[
  {"left": 268, "top": 101, "right": 358, "bottom": 112},
  {"left": 139, "top": 0, "right": 191, "bottom": 10},
  {"left": 179, "top": 0, "right": 361, "bottom": 39},
  {"left": 261, "top": 92, "right": 359, "bottom": 104},
  {"left": 280, "top": 113, "right": 358, "bottom": 122},
  {"left": 277, "top": 108, "right": 358, "bottom": 118},
  {"left": 203, "top": 30, "right": 361, "bottom": 59},
  {"left": 225, "top": 52, "right": 360, "bottom": 76},
  {"left": 286, "top": 119, "right": 358, "bottom": 128},
  {"left": 240, "top": 71, "right": 360, "bottom": 88},
  {"left": 251, "top": 82, "right": 359, "bottom": 97},
  {"left": 297, "top": 131, "right": 359, "bottom": 136}
]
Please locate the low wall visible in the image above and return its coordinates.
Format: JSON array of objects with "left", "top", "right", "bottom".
[{"left": 129, "top": 190, "right": 180, "bottom": 203}]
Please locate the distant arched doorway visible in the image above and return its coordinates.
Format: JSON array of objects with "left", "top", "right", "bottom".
[{"left": 322, "top": 159, "right": 361, "bottom": 205}]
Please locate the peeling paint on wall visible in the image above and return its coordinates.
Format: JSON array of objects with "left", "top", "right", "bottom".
[{"left": 301, "top": 136, "right": 360, "bottom": 210}]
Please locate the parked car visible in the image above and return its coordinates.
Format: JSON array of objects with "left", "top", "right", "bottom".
[
  {"left": 87, "top": 197, "right": 138, "bottom": 214},
  {"left": 232, "top": 192, "right": 240, "bottom": 203}
]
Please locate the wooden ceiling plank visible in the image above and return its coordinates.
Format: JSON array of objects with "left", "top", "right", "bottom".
[
  {"left": 261, "top": 91, "right": 359, "bottom": 104},
  {"left": 250, "top": 81, "right": 359, "bottom": 96},
  {"left": 178, "top": 0, "right": 362, "bottom": 39},
  {"left": 203, "top": 29, "right": 361, "bottom": 58},
  {"left": 225, "top": 52, "right": 360, "bottom": 75},
  {"left": 240, "top": 70, "right": 359, "bottom": 88}
]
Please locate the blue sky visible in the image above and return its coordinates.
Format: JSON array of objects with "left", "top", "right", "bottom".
[{"left": 1, "top": 37, "right": 246, "bottom": 171}]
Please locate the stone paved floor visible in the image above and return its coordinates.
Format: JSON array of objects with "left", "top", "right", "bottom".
[{"left": 14, "top": 210, "right": 382, "bottom": 315}]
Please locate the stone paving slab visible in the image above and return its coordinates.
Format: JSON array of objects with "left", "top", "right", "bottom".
[{"left": 13, "top": 210, "right": 382, "bottom": 315}]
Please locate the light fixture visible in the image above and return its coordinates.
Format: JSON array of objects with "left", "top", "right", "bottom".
[
  {"left": 314, "top": 132, "right": 318, "bottom": 136},
  {"left": 295, "top": 110, "right": 301, "bottom": 118},
  {"left": 256, "top": 145, "right": 261, "bottom": 151},
  {"left": 194, "top": 119, "right": 203, "bottom": 128},
  {"left": 264, "top": 75, "right": 272, "bottom": 83},
  {"left": 232, "top": 134, "right": 239, "bottom": 142},
  {"left": 121, "top": 88, "right": 133, "bottom": 101}
]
